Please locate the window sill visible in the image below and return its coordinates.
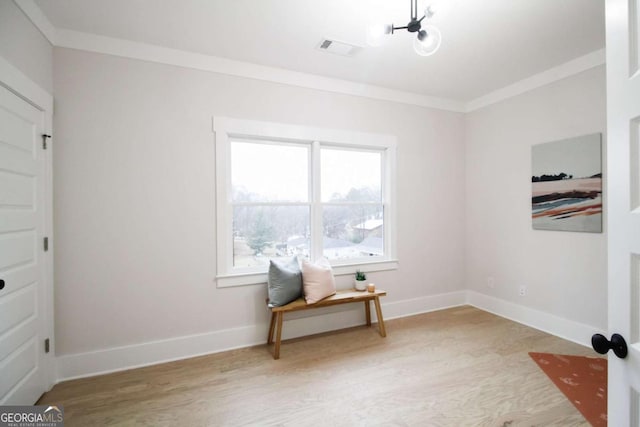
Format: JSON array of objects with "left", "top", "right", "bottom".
[{"left": 215, "top": 259, "right": 399, "bottom": 288}]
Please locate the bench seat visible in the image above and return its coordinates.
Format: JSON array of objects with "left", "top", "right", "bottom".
[{"left": 267, "top": 289, "right": 387, "bottom": 359}]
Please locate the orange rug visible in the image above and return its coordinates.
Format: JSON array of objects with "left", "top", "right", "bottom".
[{"left": 529, "top": 352, "right": 607, "bottom": 426}]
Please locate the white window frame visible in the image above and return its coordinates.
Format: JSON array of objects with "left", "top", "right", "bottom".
[{"left": 213, "top": 117, "right": 398, "bottom": 287}]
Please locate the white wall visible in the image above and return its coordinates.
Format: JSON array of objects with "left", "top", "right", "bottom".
[
  {"left": 49, "top": 42, "right": 607, "bottom": 377},
  {"left": 52, "top": 48, "right": 466, "bottom": 362},
  {"left": 464, "top": 66, "right": 607, "bottom": 333},
  {"left": 0, "top": 1, "right": 52, "bottom": 93}
]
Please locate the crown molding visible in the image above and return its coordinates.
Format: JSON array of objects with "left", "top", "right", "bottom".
[
  {"left": 464, "top": 49, "right": 606, "bottom": 112},
  {"left": 13, "top": 0, "right": 57, "bottom": 45},
  {"left": 14, "top": 0, "right": 605, "bottom": 114},
  {"left": 55, "top": 29, "right": 466, "bottom": 112}
]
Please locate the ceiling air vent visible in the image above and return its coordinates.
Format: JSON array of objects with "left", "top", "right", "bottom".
[{"left": 316, "top": 38, "right": 362, "bottom": 57}]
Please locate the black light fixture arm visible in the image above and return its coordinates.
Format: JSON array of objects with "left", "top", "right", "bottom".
[
  {"left": 370, "top": 0, "right": 442, "bottom": 56},
  {"left": 391, "top": 0, "right": 427, "bottom": 34}
]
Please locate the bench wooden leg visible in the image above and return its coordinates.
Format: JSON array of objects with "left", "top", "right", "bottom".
[
  {"left": 373, "top": 296, "right": 386, "bottom": 337},
  {"left": 267, "top": 311, "right": 276, "bottom": 344},
  {"left": 274, "top": 312, "right": 284, "bottom": 360},
  {"left": 364, "top": 300, "right": 371, "bottom": 326}
]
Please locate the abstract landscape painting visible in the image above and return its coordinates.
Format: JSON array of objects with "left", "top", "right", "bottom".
[{"left": 532, "top": 133, "right": 602, "bottom": 232}]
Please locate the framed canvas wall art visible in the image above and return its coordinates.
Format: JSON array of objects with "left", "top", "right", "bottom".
[{"left": 531, "top": 133, "right": 602, "bottom": 233}]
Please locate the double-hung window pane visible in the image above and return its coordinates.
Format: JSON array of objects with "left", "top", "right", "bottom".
[
  {"left": 231, "top": 140, "right": 310, "bottom": 268},
  {"left": 321, "top": 148, "right": 384, "bottom": 261},
  {"left": 231, "top": 141, "right": 308, "bottom": 202}
]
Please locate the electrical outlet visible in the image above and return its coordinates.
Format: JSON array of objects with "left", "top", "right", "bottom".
[
  {"left": 519, "top": 286, "right": 527, "bottom": 296},
  {"left": 487, "top": 276, "right": 495, "bottom": 289}
]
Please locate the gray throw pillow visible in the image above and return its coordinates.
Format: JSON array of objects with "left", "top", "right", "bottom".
[{"left": 267, "top": 257, "right": 303, "bottom": 307}]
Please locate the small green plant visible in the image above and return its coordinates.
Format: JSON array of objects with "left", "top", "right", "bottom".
[{"left": 355, "top": 270, "right": 367, "bottom": 281}]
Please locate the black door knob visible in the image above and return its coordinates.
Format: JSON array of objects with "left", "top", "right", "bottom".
[
  {"left": 592, "top": 333, "right": 628, "bottom": 359},
  {"left": 0, "top": 279, "right": 4, "bottom": 290}
]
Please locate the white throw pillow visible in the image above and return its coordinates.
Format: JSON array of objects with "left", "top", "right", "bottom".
[{"left": 301, "top": 257, "right": 337, "bottom": 304}]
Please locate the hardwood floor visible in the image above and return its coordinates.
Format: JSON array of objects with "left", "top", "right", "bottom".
[{"left": 39, "top": 306, "right": 599, "bottom": 426}]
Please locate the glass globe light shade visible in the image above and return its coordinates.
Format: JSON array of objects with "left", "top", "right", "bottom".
[
  {"left": 366, "top": 22, "right": 392, "bottom": 46},
  {"left": 414, "top": 25, "right": 442, "bottom": 56},
  {"left": 424, "top": 0, "right": 458, "bottom": 23}
]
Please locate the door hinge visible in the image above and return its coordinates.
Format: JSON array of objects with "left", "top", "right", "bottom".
[
  {"left": 44, "top": 338, "right": 50, "bottom": 353},
  {"left": 44, "top": 237, "right": 49, "bottom": 252},
  {"left": 42, "top": 134, "right": 51, "bottom": 150}
]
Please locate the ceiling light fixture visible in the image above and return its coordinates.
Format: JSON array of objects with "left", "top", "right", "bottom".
[{"left": 367, "top": 0, "right": 444, "bottom": 56}]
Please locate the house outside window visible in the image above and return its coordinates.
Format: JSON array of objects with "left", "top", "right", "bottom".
[{"left": 214, "top": 117, "right": 397, "bottom": 287}]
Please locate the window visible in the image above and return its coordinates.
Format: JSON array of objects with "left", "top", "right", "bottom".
[
  {"left": 214, "top": 117, "right": 397, "bottom": 287},
  {"left": 230, "top": 140, "right": 310, "bottom": 268},
  {"left": 321, "top": 147, "right": 384, "bottom": 260}
]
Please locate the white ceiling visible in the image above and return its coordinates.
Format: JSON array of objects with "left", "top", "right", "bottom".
[{"left": 33, "top": 0, "right": 605, "bottom": 103}]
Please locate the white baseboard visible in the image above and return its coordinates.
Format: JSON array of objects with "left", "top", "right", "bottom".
[
  {"left": 55, "top": 290, "right": 467, "bottom": 381},
  {"left": 383, "top": 290, "right": 467, "bottom": 320},
  {"left": 56, "top": 290, "right": 599, "bottom": 381},
  {"left": 55, "top": 324, "right": 266, "bottom": 381},
  {"left": 466, "top": 291, "right": 604, "bottom": 348}
]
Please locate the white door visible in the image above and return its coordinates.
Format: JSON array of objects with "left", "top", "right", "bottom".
[
  {"left": 604, "top": 0, "right": 640, "bottom": 424},
  {"left": 0, "top": 84, "right": 51, "bottom": 404}
]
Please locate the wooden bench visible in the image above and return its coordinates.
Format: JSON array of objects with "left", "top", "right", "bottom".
[{"left": 267, "top": 289, "right": 387, "bottom": 359}]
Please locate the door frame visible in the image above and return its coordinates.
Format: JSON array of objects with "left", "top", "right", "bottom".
[{"left": 0, "top": 54, "right": 55, "bottom": 391}]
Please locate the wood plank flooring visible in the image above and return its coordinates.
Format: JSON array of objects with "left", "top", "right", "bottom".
[{"left": 38, "top": 306, "right": 599, "bottom": 426}]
